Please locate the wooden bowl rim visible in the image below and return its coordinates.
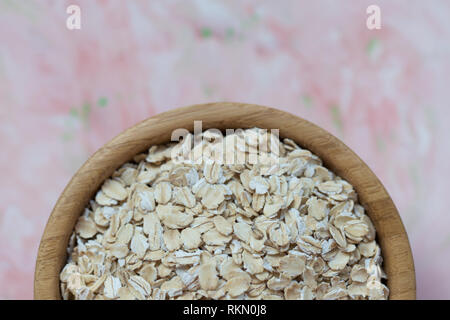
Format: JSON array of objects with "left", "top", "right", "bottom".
[{"left": 34, "top": 102, "right": 416, "bottom": 299}]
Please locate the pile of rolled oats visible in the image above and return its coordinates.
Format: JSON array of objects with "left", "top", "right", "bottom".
[{"left": 60, "top": 127, "right": 389, "bottom": 300}]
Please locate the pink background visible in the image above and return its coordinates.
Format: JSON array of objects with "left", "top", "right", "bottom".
[{"left": 1, "top": 0, "right": 450, "bottom": 299}]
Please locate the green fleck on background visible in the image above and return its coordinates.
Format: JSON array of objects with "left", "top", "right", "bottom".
[
  {"left": 330, "top": 104, "right": 343, "bottom": 133},
  {"left": 200, "top": 27, "right": 212, "bottom": 38},
  {"left": 376, "top": 135, "right": 386, "bottom": 152},
  {"left": 225, "top": 28, "right": 235, "bottom": 39},
  {"left": 302, "top": 94, "right": 313, "bottom": 109},
  {"left": 366, "top": 38, "right": 382, "bottom": 60},
  {"left": 97, "top": 96, "right": 108, "bottom": 107}
]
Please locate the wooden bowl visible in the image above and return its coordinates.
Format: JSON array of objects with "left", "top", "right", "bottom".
[{"left": 34, "top": 102, "right": 416, "bottom": 299}]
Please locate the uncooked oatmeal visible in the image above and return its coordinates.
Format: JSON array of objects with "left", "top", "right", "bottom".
[{"left": 60, "top": 127, "right": 389, "bottom": 300}]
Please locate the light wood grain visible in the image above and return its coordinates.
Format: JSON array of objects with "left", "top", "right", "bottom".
[{"left": 34, "top": 102, "right": 416, "bottom": 299}]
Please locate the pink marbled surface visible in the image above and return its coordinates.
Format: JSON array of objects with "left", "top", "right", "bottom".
[{"left": 1, "top": 0, "right": 450, "bottom": 299}]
